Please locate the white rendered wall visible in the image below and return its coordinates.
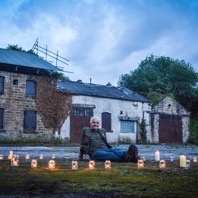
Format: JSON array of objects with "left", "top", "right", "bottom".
[{"left": 60, "top": 95, "right": 151, "bottom": 143}]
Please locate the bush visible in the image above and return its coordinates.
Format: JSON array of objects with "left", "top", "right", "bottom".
[{"left": 189, "top": 117, "right": 198, "bottom": 145}]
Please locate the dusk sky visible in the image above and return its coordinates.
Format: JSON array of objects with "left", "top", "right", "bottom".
[{"left": 0, "top": 0, "right": 198, "bottom": 85}]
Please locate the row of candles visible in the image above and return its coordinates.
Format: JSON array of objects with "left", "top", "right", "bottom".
[
  {"left": 0, "top": 150, "right": 197, "bottom": 169},
  {"left": 154, "top": 150, "right": 197, "bottom": 168}
]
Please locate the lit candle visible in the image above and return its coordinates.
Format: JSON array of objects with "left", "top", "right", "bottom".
[
  {"left": 11, "top": 155, "right": 19, "bottom": 166},
  {"left": 105, "top": 160, "right": 111, "bottom": 169},
  {"left": 31, "top": 159, "right": 37, "bottom": 168},
  {"left": 137, "top": 160, "right": 144, "bottom": 168},
  {"left": 89, "top": 160, "right": 95, "bottom": 170},
  {"left": 179, "top": 155, "right": 186, "bottom": 168},
  {"left": 48, "top": 160, "right": 55, "bottom": 169},
  {"left": 159, "top": 160, "right": 166, "bottom": 168},
  {"left": 71, "top": 161, "right": 78, "bottom": 170},
  {"left": 155, "top": 150, "right": 160, "bottom": 161}
]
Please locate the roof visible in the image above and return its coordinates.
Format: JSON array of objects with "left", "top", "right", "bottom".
[
  {"left": 58, "top": 80, "right": 150, "bottom": 102},
  {"left": 0, "top": 48, "right": 61, "bottom": 72}
]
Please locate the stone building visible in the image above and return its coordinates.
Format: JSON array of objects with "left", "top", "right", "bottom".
[
  {"left": 149, "top": 96, "right": 190, "bottom": 144},
  {"left": 58, "top": 80, "right": 151, "bottom": 143},
  {"left": 0, "top": 48, "right": 61, "bottom": 139},
  {"left": 0, "top": 48, "right": 191, "bottom": 144}
]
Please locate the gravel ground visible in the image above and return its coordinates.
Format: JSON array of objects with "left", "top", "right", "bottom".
[{"left": 0, "top": 144, "right": 198, "bottom": 161}]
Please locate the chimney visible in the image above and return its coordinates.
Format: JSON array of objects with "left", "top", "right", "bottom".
[{"left": 106, "top": 82, "right": 111, "bottom": 86}]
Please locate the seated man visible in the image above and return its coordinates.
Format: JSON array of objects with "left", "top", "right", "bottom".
[{"left": 79, "top": 116, "right": 140, "bottom": 162}]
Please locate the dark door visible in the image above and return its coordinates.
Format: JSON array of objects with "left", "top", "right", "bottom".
[
  {"left": 159, "top": 114, "right": 182, "bottom": 144},
  {"left": 70, "top": 115, "right": 91, "bottom": 143}
]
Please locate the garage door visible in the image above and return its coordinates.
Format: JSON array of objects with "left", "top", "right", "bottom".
[{"left": 159, "top": 114, "right": 182, "bottom": 144}]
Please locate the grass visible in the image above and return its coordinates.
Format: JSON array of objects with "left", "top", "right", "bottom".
[{"left": 0, "top": 158, "right": 197, "bottom": 197}]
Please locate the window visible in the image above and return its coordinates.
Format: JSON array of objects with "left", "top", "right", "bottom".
[
  {"left": 102, "top": 112, "right": 112, "bottom": 132},
  {"left": 72, "top": 107, "right": 94, "bottom": 116},
  {"left": 0, "top": 76, "right": 4, "bottom": 94},
  {"left": 13, "top": 79, "right": 18, "bottom": 85},
  {"left": 0, "top": 108, "right": 4, "bottom": 129},
  {"left": 120, "top": 120, "right": 135, "bottom": 133},
  {"left": 24, "top": 110, "right": 37, "bottom": 132},
  {"left": 26, "top": 80, "right": 36, "bottom": 97}
]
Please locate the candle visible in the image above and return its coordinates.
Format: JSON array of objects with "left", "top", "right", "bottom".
[
  {"left": 186, "top": 160, "right": 190, "bottom": 168},
  {"left": 48, "top": 160, "right": 55, "bottom": 169},
  {"left": 25, "top": 154, "right": 30, "bottom": 160},
  {"left": 0, "top": 155, "right": 3, "bottom": 160},
  {"left": 170, "top": 156, "right": 174, "bottom": 162},
  {"left": 31, "top": 159, "right": 37, "bottom": 168},
  {"left": 39, "top": 154, "right": 44, "bottom": 160},
  {"left": 179, "top": 155, "right": 186, "bottom": 167},
  {"left": 105, "top": 160, "right": 111, "bottom": 169},
  {"left": 89, "top": 160, "right": 95, "bottom": 170},
  {"left": 71, "top": 161, "right": 78, "bottom": 170},
  {"left": 8, "top": 151, "right": 14, "bottom": 160},
  {"left": 11, "top": 155, "right": 19, "bottom": 166},
  {"left": 193, "top": 157, "right": 197, "bottom": 162},
  {"left": 159, "top": 160, "right": 166, "bottom": 168},
  {"left": 9, "top": 151, "right": 13, "bottom": 156},
  {"left": 137, "top": 160, "right": 144, "bottom": 168},
  {"left": 155, "top": 150, "right": 160, "bottom": 161}
]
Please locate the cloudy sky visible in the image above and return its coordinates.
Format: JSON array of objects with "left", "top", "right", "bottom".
[{"left": 0, "top": 0, "right": 198, "bottom": 86}]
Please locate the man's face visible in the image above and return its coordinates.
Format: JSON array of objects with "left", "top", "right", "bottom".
[{"left": 90, "top": 119, "right": 100, "bottom": 131}]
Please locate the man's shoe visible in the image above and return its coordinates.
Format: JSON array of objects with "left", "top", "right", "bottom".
[{"left": 125, "top": 144, "right": 140, "bottom": 163}]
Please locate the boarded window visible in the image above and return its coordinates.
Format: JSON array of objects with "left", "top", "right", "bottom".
[
  {"left": 72, "top": 107, "right": 93, "bottom": 116},
  {"left": 102, "top": 112, "right": 112, "bottom": 132},
  {"left": 24, "top": 110, "right": 37, "bottom": 132},
  {"left": 0, "top": 76, "right": 4, "bottom": 94},
  {"left": 0, "top": 108, "right": 4, "bottom": 129},
  {"left": 120, "top": 120, "right": 135, "bottom": 133},
  {"left": 26, "top": 80, "right": 36, "bottom": 97}
]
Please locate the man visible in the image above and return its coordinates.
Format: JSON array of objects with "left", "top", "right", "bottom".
[{"left": 79, "top": 116, "right": 140, "bottom": 162}]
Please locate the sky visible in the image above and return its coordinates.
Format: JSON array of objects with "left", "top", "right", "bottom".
[{"left": 0, "top": 0, "right": 198, "bottom": 86}]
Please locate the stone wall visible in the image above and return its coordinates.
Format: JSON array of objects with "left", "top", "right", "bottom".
[
  {"left": 0, "top": 71, "right": 53, "bottom": 139},
  {"left": 151, "top": 97, "right": 190, "bottom": 144}
]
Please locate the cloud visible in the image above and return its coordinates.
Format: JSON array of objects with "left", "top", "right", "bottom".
[{"left": 0, "top": 0, "right": 198, "bottom": 86}]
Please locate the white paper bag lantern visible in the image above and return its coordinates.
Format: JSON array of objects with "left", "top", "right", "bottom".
[
  {"left": 105, "top": 160, "right": 111, "bottom": 169},
  {"left": 89, "top": 160, "right": 95, "bottom": 170}
]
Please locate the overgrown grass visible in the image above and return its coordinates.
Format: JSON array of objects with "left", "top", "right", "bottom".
[{"left": 0, "top": 159, "right": 197, "bottom": 197}]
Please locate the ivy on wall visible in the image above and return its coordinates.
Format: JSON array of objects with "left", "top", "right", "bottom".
[
  {"left": 139, "top": 119, "right": 147, "bottom": 144},
  {"left": 36, "top": 76, "right": 72, "bottom": 135}
]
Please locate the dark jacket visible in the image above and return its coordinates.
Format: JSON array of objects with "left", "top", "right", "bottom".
[{"left": 79, "top": 127, "right": 111, "bottom": 159}]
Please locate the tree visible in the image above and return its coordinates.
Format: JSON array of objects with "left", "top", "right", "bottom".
[
  {"left": 7, "top": 44, "right": 35, "bottom": 54},
  {"left": 36, "top": 75, "right": 72, "bottom": 135},
  {"left": 118, "top": 54, "right": 198, "bottom": 111}
]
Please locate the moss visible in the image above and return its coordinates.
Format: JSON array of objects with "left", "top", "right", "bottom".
[{"left": 0, "top": 159, "right": 197, "bottom": 197}]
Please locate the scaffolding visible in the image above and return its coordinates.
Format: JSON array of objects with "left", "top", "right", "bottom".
[{"left": 32, "top": 38, "right": 73, "bottom": 73}]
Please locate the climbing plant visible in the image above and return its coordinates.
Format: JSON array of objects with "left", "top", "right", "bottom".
[
  {"left": 139, "top": 119, "right": 147, "bottom": 144},
  {"left": 36, "top": 75, "right": 72, "bottom": 135}
]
